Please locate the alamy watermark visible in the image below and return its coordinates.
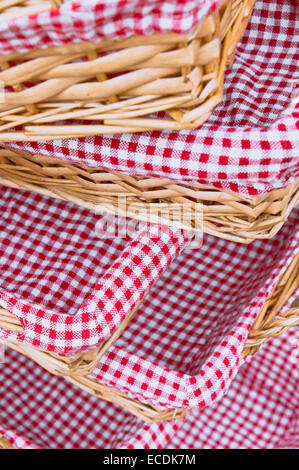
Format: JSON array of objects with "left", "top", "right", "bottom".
[{"left": 94, "top": 198, "right": 204, "bottom": 249}]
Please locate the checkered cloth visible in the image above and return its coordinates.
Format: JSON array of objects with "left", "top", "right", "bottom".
[
  {"left": 0, "top": 185, "right": 189, "bottom": 355},
  {"left": 167, "top": 330, "right": 299, "bottom": 449},
  {"left": 86, "top": 208, "right": 299, "bottom": 411},
  {"left": 0, "top": 347, "right": 181, "bottom": 449},
  {"left": 0, "top": 186, "right": 297, "bottom": 412},
  {"left": 3, "top": 0, "right": 299, "bottom": 197},
  {"left": 1, "top": 326, "right": 297, "bottom": 448}
]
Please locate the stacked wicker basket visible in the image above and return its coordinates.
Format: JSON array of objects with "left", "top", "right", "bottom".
[
  {"left": 0, "top": 0, "right": 298, "bottom": 448},
  {"left": 0, "top": 0, "right": 255, "bottom": 138}
]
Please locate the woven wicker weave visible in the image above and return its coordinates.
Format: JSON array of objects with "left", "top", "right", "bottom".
[
  {"left": 0, "top": 148, "right": 298, "bottom": 243},
  {"left": 0, "top": 0, "right": 256, "bottom": 139},
  {"left": 2, "top": 253, "right": 298, "bottom": 422},
  {"left": 0, "top": 435, "right": 13, "bottom": 449}
]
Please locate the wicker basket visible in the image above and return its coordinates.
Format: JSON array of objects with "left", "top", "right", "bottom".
[
  {"left": 2, "top": 245, "right": 298, "bottom": 422},
  {"left": 1, "top": 327, "right": 297, "bottom": 448},
  {"left": 0, "top": 148, "right": 298, "bottom": 243},
  {"left": 0, "top": 0, "right": 256, "bottom": 139},
  {"left": 0, "top": 184, "right": 188, "bottom": 376}
]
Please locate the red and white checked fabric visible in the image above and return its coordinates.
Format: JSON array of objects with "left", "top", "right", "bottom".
[
  {"left": 0, "top": 185, "right": 189, "bottom": 355},
  {"left": 1, "top": 326, "right": 297, "bottom": 448},
  {"left": 0, "top": 185, "right": 297, "bottom": 412},
  {"left": 0, "top": 347, "right": 181, "bottom": 449},
  {"left": 167, "top": 330, "right": 299, "bottom": 449},
  {"left": 0, "top": 0, "right": 222, "bottom": 54},
  {"left": 0, "top": 0, "right": 223, "bottom": 53},
  {"left": 0, "top": 427, "right": 39, "bottom": 450},
  {"left": 3, "top": 0, "right": 299, "bottom": 197},
  {"left": 85, "top": 208, "right": 299, "bottom": 411}
]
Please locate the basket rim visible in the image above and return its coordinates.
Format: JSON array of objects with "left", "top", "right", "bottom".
[{"left": 0, "top": 147, "right": 298, "bottom": 244}]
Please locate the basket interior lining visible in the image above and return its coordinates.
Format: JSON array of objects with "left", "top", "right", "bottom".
[
  {"left": 197, "top": 0, "right": 298, "bottom": 128},
  {"left": 0, "top": 185, "right": 129, "bottom": 315},
  {"left": 1, "top": 348, "right": 148, "bottom": 449},
  {"left": 168, "top": 332, "right": 297, "bottom": 449},
  {"left": 112, "top": 210, "right": 298, "bottom": 376}
]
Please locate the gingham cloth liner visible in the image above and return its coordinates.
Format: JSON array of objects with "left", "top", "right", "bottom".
[
  {"left": 167, "top": 330, "right": 299, "bottom": 449},
  {"left": 0, "top": 185, "right": 189, "bottom": 355},
  {"left": 0, "top": 428, "right": 39, "bottom": 450},
  {"left": 3, "top": 0, "right": 299, "bottom": 197},
  {"left": 0, "top": 192, "right": 297, "bottom": 413},
  {"left": 0, "top": 348, "right": 182, "bottom": 449},
  {"left": 1, "top": 328, "right": 298, "bottom": 449},
  {"left": 0, "top": 0, "right": 222, "bottom": 54},
  {"left": 84, "top": 209, "right": 299, "bottom": 410}
]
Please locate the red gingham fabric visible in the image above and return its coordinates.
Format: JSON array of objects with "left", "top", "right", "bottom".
[
  {"left": 0, "top": 347, "right": 181, "bottom": 449},
  {"left": 0, "top": 427, "right": 39, "bottom": 450},
  {"left": 0, "top": 185, "right": 297, "bottom": 413},
  {"left": 0, "top": 0, "right": 222, "bottom": 54},
  {"left": 167, "top": 330, "right": 299, "bottom": 449},
  {"left": 86, "top": 208, "right": 299, "bottom": 411},
  {"left": 1, "top": 326, "right": 297, "bottom": 448},
  {"left": 3, "top": 0, "right": 299, "bottom": 197},
  {"left": 0, "top": 185, "right": 189, "bottom": 355}
]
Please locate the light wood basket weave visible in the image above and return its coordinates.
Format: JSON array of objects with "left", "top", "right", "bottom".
[
  {"left": 0, "top": 435, "right": 13, "bottom": 449},
  {"left": 0, "top": 0, "right": 256, "bottom": 139},
  {"left": 0, "top": 148, "right": 298, "bottom": 243},
  {"left": 2, "top": 253, "right": 298, "bottom": 422}
]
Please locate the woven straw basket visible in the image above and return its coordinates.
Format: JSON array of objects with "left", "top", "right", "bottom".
[
  {"left": 2, "top": 252, "right": 298, "bottom": 422},
  {"left": 0, "top": 148, "right": 298, "bottom": 243},
  {"left": 0, "top": 0, "right": 256, "bottom": 139}
]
